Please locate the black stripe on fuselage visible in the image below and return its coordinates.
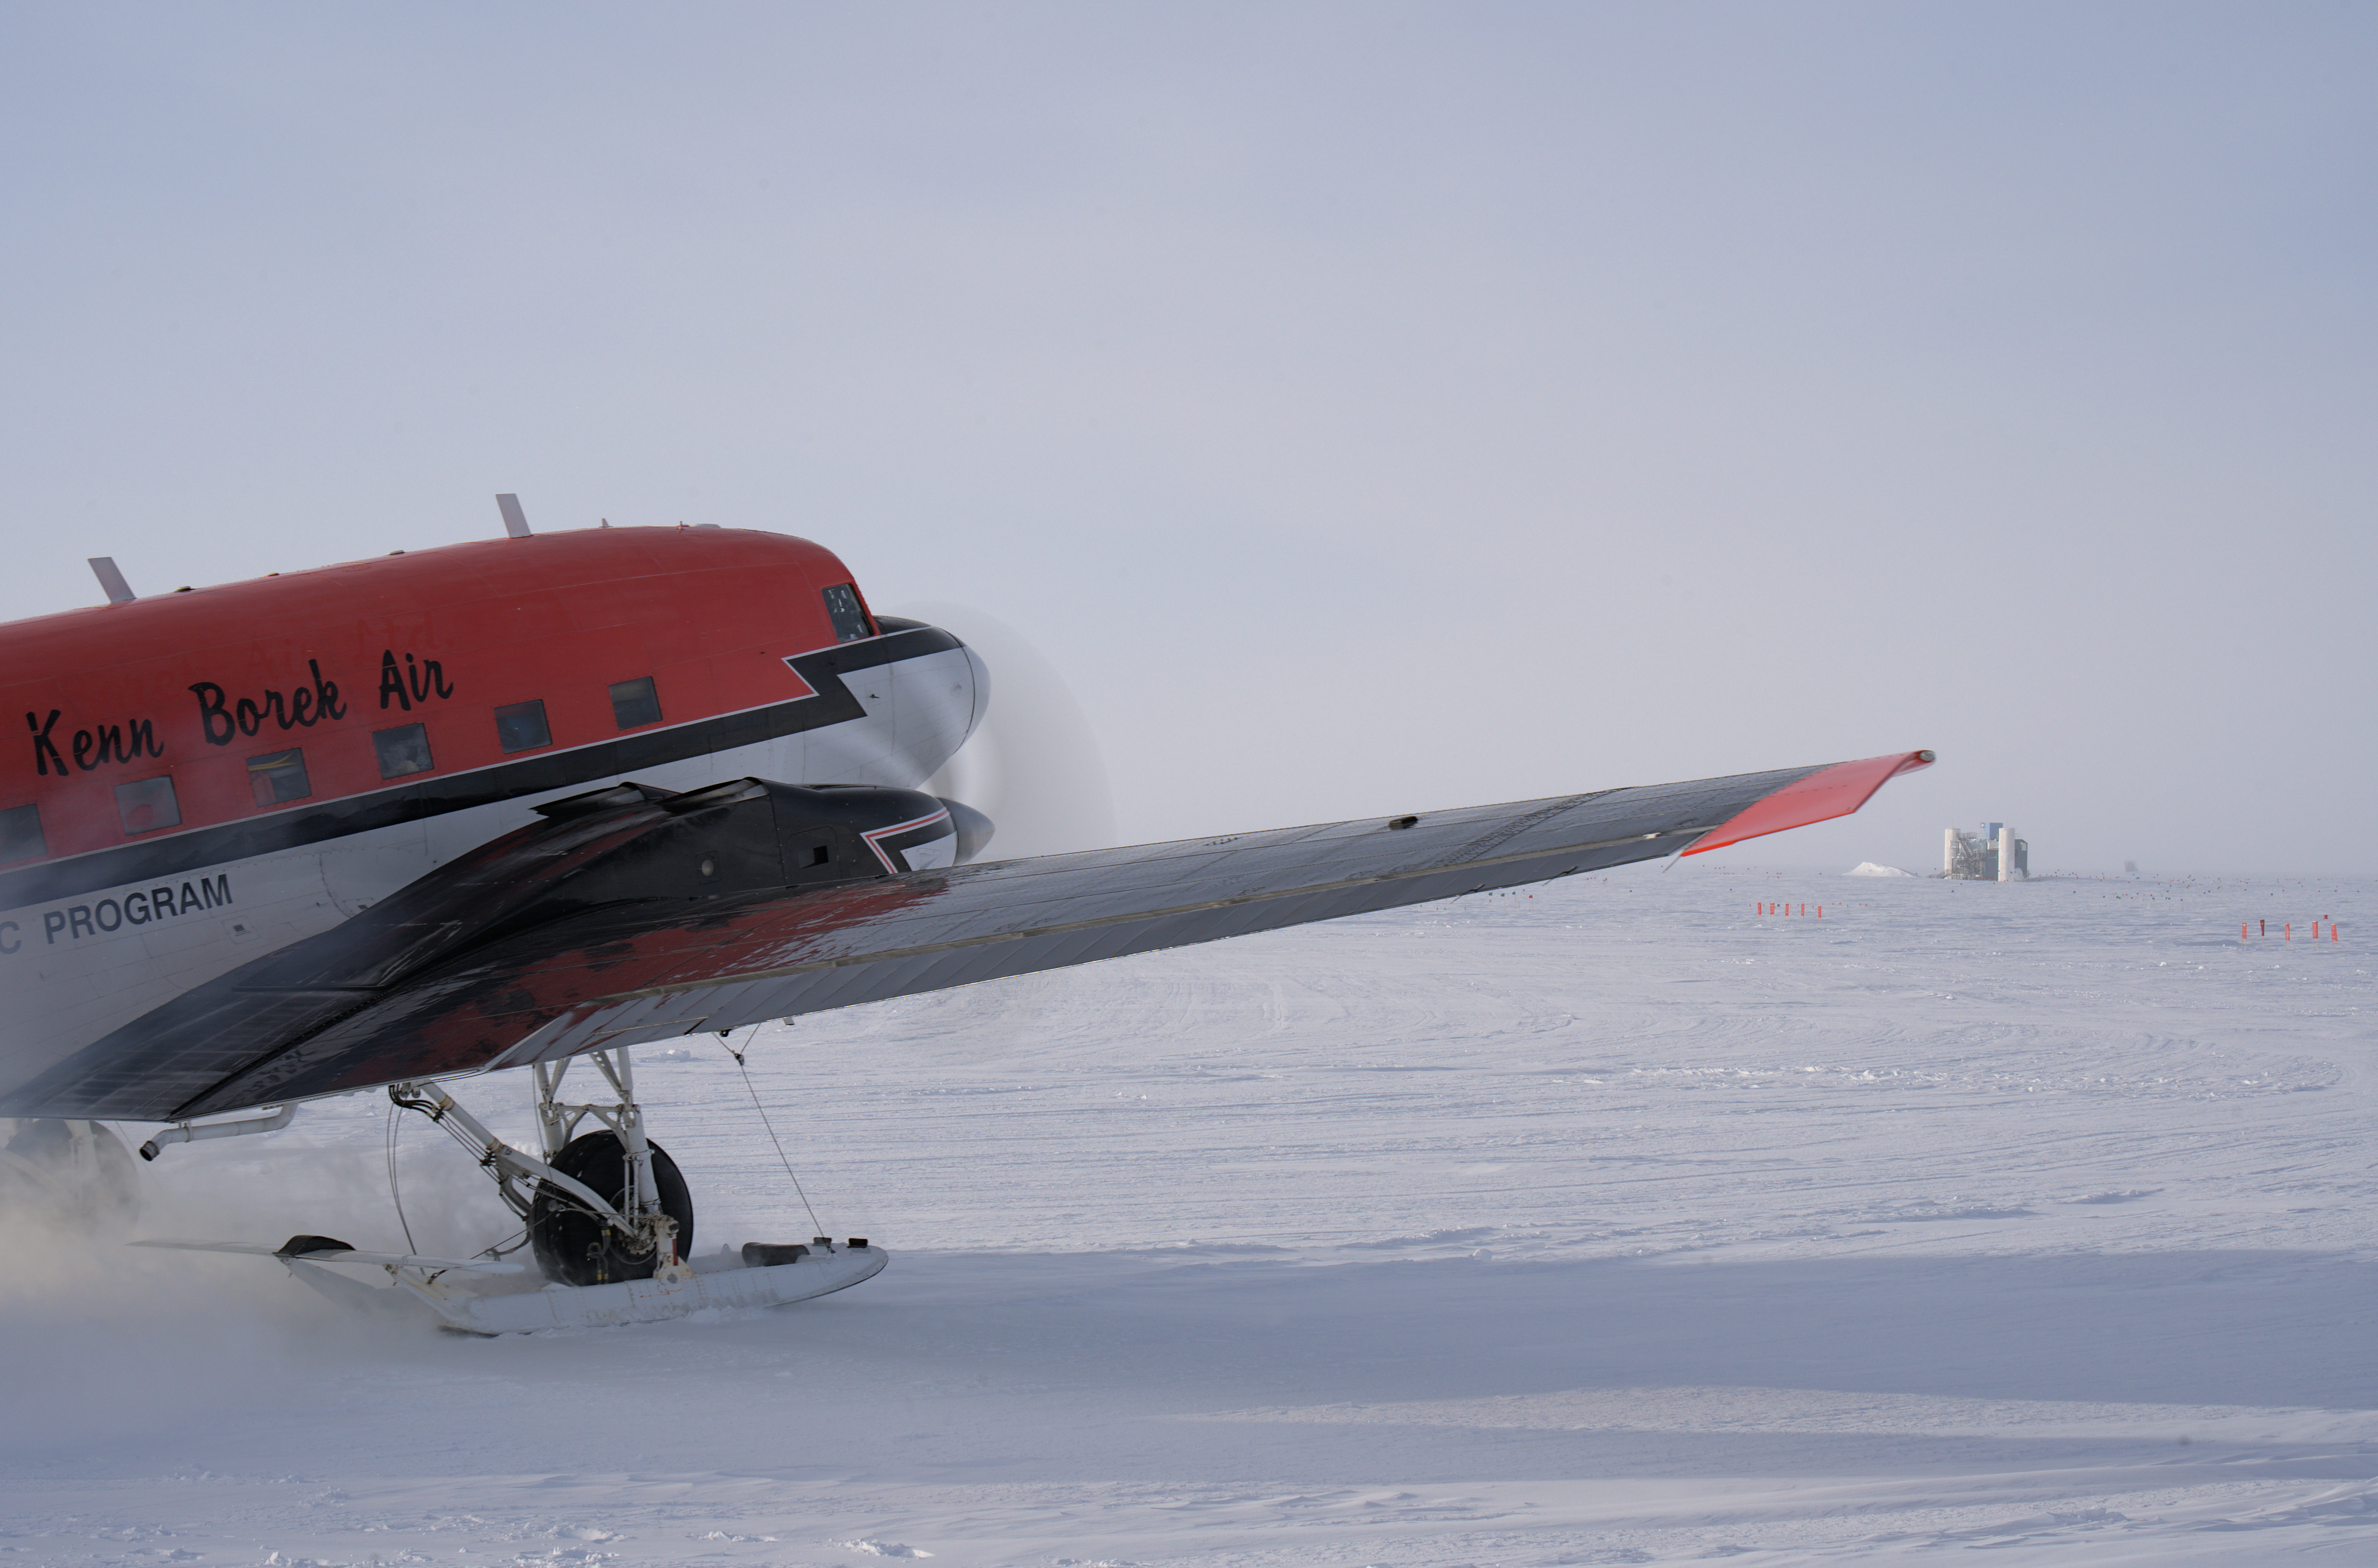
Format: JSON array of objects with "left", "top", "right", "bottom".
[{"left": 0, "top": 625, "right": 964, "bottom": 914}]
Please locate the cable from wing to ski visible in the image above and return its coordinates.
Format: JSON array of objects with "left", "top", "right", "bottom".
[
  {"left": 720, "top": 1024, "right": 825, "bottom": 1238},
  {"left": 384, "top": 1099, "right": 419, "bottom": 1255}
]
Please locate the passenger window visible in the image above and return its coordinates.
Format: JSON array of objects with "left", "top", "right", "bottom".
[
  {"left": 821, "top": 582, "right": 873, "bottom": 643},
  {"left": 374, "top": 723, "right": 434, "bottom": 779},
  {"left": 246, "top": 748, "right": 311, "bottom": 806},
  {"left": 494, "top": 699, "right": 552, "bottom": 753},
  {"left": 608, "top": 677, "right": 662, "bottom": 730},
  {"left": 0, "top": 803, "right": 44, "bottom": 865},
  {"left": 115, "top": 775, "right": 181, "bottom": 835}
]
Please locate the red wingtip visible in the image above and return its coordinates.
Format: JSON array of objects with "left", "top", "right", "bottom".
[{"left": 1681, "top": 750, "right": 1936, "bottom": 857}]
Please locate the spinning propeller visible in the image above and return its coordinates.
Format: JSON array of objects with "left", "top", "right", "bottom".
[{"left": 901, "top": 601, "right": 1118, "bottom": 862}]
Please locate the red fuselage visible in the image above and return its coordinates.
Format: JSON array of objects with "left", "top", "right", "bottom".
[{"left": 2, "top": 526, "right": 878, "bottom": 876}]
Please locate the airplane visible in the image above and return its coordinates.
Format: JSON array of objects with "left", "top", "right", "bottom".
[{"left": 0, "top": 498, "right": 1932, "bottom": 1328}]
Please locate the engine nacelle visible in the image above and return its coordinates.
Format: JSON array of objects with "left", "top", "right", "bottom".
[
  {"left": 937, "top": 797, "right": 996, "bottom": 863},
  {"left": 212, "top": 779, "right": 983, "bottom": 1006},
  {"left": 526, "top": 779, "right": 963, "bottom": 907}
]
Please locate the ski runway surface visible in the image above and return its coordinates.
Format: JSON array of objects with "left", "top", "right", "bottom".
[{"left": 5, "top": 861, "right": 2374, "bottom": 1565}]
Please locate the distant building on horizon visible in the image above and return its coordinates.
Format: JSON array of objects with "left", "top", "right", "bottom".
[{"left": 1944, "top": 823, "right": 2027, "bottom": 881}]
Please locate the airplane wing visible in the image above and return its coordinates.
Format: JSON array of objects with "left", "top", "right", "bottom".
[{"left": 17, "top": 751, "right": 1931, "bottom": 1122}]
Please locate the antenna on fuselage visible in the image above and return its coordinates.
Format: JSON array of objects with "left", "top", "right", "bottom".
[
  {"left": 496, "top": 493, "right": 533, "bottom": 538},
  {"left": 88, "top": 557, "right": 136, "bottom": 604}
]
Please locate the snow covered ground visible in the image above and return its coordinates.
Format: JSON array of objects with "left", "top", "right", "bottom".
[{"left": 6, "top": 860, "right": 2376, "bottom": 1566}]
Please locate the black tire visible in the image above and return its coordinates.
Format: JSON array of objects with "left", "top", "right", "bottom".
[{"left": 528, "top": 1131, "right": 695, "bottom": 1287}]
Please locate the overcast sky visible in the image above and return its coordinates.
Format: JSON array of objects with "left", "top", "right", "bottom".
[{"left": 3, "top": 4, "right": 2368, "bottom": 873}]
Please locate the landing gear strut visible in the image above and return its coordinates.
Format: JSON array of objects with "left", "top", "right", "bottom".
[
  {"left": 137, "top": 1043, "right": 884, "bottom": 1333},
  {"left": 389, "top": 1047, "right": 692, "bottom": 1287},
  {"left": 525, "top": 1053, "right": 695, "bottom": 1285}
]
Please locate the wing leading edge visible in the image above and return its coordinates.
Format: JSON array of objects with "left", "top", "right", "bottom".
[{"left": 30, "top": 751, "right": 1931, "bottom": 1121}]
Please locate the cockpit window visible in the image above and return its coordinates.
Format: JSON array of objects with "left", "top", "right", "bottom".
[{"left": 821, "top": 582, "right": 874, "bottom": 643}]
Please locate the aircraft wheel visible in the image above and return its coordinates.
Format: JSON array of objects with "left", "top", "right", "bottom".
[
  {"left": 528, "top": 1131, "right": 695, "bottom": 1287},
  {"left": 0, "top": 1119, "right": 141, "bottom": 1238}
]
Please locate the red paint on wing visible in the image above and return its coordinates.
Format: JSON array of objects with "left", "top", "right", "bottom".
[
  {"left": 312, "top": 875, "right": 947, "bottom": 1093},
  {"left": 1681, "top": 750, "right": 1936, "bottom": 856}
]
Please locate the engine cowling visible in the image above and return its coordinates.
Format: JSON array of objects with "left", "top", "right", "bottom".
[
  {"left": 937, "top": 797, "right": 996, "bottom": 863},
  {"left": 197, "top": 779, "right": 981, "bottom": 1006}
]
